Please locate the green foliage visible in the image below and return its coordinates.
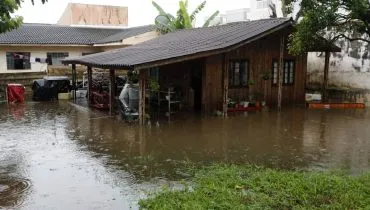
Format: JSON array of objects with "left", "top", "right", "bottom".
[
  {"left": 148, "top": 79, "right": 160, "bottom": 91},
  {"left": 152, "top": 0, "right": 219, "bottom": 34},
  {"left": 286, "top": 0, "right": 370, "bottom": 55},
  {"left": 127, "top": 71, "right": 139, "bottom": 84},
  {"left": 139, "top": 164, "right": 370, "bottom": 209},
  {"left": 261, "top": 71, "right": 271, "bottom": 80},
  {"left": 203, "top": 10, "right": 220, "bottom": 27},
  {"left": 0, "top": 0, "right": 47, "bottom": 33}
]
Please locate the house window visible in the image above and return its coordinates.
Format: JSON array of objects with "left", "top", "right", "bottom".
[
  {"left": 229, "top": 60, "right": 249, "bottom": 87},
  {"left": 47, "top": 52, "right": 69, "bottom": 65},
  {"left": 6, "top": 52, "right": 31, "bottom": 70},
  {"left": 272, "top": 60, "right": 295, "bottom": 85}
]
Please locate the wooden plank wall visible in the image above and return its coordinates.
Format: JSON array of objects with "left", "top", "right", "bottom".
[
  {"left": 203, "top": 54, "right": 223, "bottom": 113},
  {"left": 202, "top": 29, "right": 307, "bottom": 113}
]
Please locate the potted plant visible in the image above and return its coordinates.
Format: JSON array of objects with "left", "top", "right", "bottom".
[
  {"left": 261, "top": 71, "right": 271, "bottom": 106},
  {"left": 248, "top": 79, "right": 255, "bottom": 103},
  {"left": 255, "top": 91, "right": 264, "bottom": 107},
  {"left": 261, "top": 71, "right": 271, "bottom": 81}
]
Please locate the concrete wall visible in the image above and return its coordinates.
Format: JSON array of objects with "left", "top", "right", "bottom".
[
  {"left": 307, "top": 38, "right": 370, "bottom": 105},
  {"left": 308, "top": 52, "right": 370, "bottom": 90},
  {"left": 0, "top": 46, "right": 99, "bottom": 74}
]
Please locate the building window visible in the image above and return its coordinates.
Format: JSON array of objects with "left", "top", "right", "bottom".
[
  {"left": 272, "top": 61, "right": 278, "bottom": 85},
  {"left": 47, "top": 52, "right": 69, "bottom": 65},
  {"left": 272, "top": 60, "right": 295, "bottom": 85},
  {"left": 229, "top": 60, "right": 249, "bottom": 87},
  {"left": 6, "top": 52, "right": 31, "bottom": 70}
]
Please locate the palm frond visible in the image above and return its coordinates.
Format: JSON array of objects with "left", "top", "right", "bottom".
[
  {"left": 269, "top": 3, "right": 277, "bottom": 18},
  {"left": 203, "top": 10, "right": 219, "bottom": 27},
  {"left": 179, "top": 0, "right": 192, "bottom": 28},
  {"left": 152, "top": 1, "right": 166, "bottom": 15},
  {"left": 30, "top": 0, "right": 48, "bottom": 5},
  {"left": 152, "top": 1, "right": 174, "bottom": 20},
  {"left": 191, "top": 1, "right": 206, "bottom": 21}
]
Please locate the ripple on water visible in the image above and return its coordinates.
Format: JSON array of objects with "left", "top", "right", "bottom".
[{"left": 0, "top": 176, "right": 31, "bottom": 208}]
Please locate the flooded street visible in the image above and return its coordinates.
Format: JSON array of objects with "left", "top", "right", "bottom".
[{"left": 0, "top": 101, "right": 370, "bottom": 209}]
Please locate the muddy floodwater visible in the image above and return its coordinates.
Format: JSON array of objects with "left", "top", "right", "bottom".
[{"left": 0, "top": 101, "right": 369, "bottom": 209}]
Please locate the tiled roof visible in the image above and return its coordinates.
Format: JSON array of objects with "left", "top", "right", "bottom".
[
  {"left": 94, "top": 25, "right": 155, "bottom": 44},
  {"left": 0, "top": 24, "right": 154, "bottom": 45},
  {"left": 63, "top": 18, "right": 293, "bottom": 69}
]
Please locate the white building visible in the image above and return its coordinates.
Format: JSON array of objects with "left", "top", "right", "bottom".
[
  {"left": 0, "top": 24, "right": 155, "bottom": 74},
  {"left": 213, "top": 0, "right": 283, "bottom": 24},
  {"left": 0, "top": 3, "right": 157, "bottom": 75}
]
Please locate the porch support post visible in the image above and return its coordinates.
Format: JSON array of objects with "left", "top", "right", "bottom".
[
  {"left": 87, "top": 66, "right": 93, "bottom": 107},
  {"left": 322, "top": 51, "right": 330, "bottom": 102},
  {"left": 139, "top": 69, "right": 147, "bottom": 125},
  {"left": 277, "top": 34, "right": 284, "bottom": 111},
  {"left": 222, "top": 53, "right": 229, "bottom": 117},
  {"left": 72, "top": 64, "right": 76, "bottom": 101},
  {"left": 109, "top": 68, "right": 116, "bottom": 116}
]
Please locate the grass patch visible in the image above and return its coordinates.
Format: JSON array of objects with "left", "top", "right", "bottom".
[{"left": 139, "top": 164, "right": 370, "bottom": 209}]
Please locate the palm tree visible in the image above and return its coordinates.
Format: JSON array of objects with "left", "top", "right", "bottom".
[{"left": 153, "top": 0, "right": 220, "bottom": 34}]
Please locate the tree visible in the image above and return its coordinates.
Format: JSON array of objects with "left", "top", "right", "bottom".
[
  {"left": 0, "top": 0, "right": 47, "bottom": 33},
  {"left": 153, "top": 0, "right": 219, "bottom": 34},
  {"left": 285, "top": 0, "right": 370, "bottom": 54}
]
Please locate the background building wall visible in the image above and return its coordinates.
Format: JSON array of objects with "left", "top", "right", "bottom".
[
  {"left": 58, "top": 3, "right": 128, "bottom": 26},
  {"left": 307, "top": 39, "right": 370, "bottom": 90},
  {"left": 0, "top": 46, "right": 98, "bottom": 73}
]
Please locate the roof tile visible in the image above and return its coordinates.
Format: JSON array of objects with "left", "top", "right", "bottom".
[
  {"left": 64, "top": 18, "right": 292, "bottom": 68},
  {"left": 0, "top": 24, "right": 154, "bottom": 45}
]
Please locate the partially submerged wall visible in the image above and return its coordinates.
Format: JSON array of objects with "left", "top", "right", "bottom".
[
  {"left": 308, "top": 53, "right": 370, "bottom": 89},
  {"left": 307, "top": 38, "right": 370, "bottom": 105}
]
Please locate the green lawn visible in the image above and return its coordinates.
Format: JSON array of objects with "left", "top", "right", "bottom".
[{"left": 139, "top": 164, "right": 370, "bottom": 210}]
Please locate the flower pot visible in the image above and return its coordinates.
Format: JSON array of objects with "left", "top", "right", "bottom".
[{"left": 255, "top": 101, "right": 261, "bottom": 108}]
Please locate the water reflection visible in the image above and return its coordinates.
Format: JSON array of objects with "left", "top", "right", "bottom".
[
  {"left": 0, "top": 102, "right": 369, "bottom": 209},
  {"left": 67, "top": 105, "right": 370, "bottom": 175},
  {"left": 0, "top": 152, "right": 30, "bottom": 208}
]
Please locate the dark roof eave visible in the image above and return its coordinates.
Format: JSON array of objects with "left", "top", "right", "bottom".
[
  {"left": 307, "top": 45, "right": 341, "bottom": 52},
  {"left": 306, "top": 36, "right": 342, "bottom": 52},
  {"left": 62, "top": 59, "right": 133, "bottom": 70},
  {"left": 135, "top": 19, "right": 295, "bottom": 70},
  {"left": 62, "top": 18, "right": 295, "bottom": 70}
]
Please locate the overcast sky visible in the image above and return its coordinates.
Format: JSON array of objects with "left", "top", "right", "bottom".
[{"left": 14, "top": 0, "right": 252, "bottom": 27}]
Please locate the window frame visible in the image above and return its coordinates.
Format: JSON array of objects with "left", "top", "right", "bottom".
[
  {"left": 6, "top": 52, "right": 31, "bottom": 70},
  {"left": 271, "top": 59, "right": 295, "bottom": 86},
  {"left": 228, "top": 59, "right": 250, "bottom": 88},
  {"left": 46, "top": 52, "right": 69, "bottom": 66}
]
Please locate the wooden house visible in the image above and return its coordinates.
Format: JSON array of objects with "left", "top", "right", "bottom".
[{"left": 63, "top": 18, "right": 340, "bottom": 123}]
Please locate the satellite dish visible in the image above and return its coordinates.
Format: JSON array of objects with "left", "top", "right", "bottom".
[{"left": 155, "top": 15, "right": 170, "bottom": 26}]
